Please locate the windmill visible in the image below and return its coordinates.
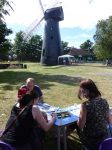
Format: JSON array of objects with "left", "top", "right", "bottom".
[{"left": 23, "top": 0, "right": 64, "bottom": 66}]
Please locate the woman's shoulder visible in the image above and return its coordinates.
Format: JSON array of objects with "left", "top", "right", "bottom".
[
  {"left": 99, "top": 97, "right": 109, "bottom": 104},
  {"left": 32, "top": 105, "right": 40, "bottom": 111},
  {"left": 92, "top": 97, "right": 109, "bottom": 109},
  {"left": 100, "top": 98, "right": 109, "bottom": 107}
]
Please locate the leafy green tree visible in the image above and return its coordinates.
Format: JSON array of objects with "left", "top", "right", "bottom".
[
  {"left": 80, "top": 39, "right": 94, "bottom": 53},
  {"left": 13, "top": 31, "right": 42, "bottom": 61},
  {"left": 13, "top": 31, "right": 28, "bottom": 61},
  {"left": 94, "top": 16, "right": 112, "bottom": 60},
  {"left": 0, "top": 0, "right": 13, "bottom": 60},
  {"left": 0, "top": 23, "right": 12, "bottom": 59},
  {"left": 27, "top": 35, "right": 42, "bottom": 61},
  {"left": 61, "top": 41, "right": 70, "bottom": 54}
]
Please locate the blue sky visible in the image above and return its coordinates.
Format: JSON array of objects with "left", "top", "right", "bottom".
[{"left": 5, "top": 0, "right": 112, "bottom": 48}]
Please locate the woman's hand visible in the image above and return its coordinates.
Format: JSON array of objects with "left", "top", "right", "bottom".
[{"left": 51, "top": 112, "right": 56, "bottom": 122}]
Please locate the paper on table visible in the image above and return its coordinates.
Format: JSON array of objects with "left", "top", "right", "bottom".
[
  {"left": 37, "top": 103, "right": 80, "bottom": 126},
  {"left": 38, "top": 103, "right": 59, "bottom": 113}
]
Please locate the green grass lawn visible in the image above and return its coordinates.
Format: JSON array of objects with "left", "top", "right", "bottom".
[{"left": 0, "top": 62, "right": 112, "bottom": 150}]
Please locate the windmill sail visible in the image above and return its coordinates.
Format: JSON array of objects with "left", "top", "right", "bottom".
[
  {"left": 23, "top": 17, "right": 44, "bottom": 41},
  {"left": 38, "top": 0, "right": 44, "bottom": 14}
]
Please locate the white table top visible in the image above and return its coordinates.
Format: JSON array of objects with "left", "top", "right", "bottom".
[{"left": 37, "top": 103, "right": 80, "bottom": 126}]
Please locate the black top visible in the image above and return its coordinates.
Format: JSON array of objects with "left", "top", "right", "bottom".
[{"left": 2, "top": 104, "right": 37, "bottom": 146}]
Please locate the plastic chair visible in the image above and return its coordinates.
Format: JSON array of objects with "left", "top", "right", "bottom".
[
  {"left": 99, "top": 137, "right": 112, "bottom": 150},
  {"left": 0, "top": 141, "right": 14, "bottom": 150}
]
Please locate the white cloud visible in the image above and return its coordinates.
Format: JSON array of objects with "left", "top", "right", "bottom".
[
  {"left": 5, "top": 0, "right": 44, "bottom": 26},
  {"left": 60, "top": 0, "right": 112, "bottom": 29},
  {"left": 5, "top": 0, "right": 112, "bottom": 29},
  {"left": 74, "top": 33, "right": 92, "bottom": 39},
  {"left": 4, "top": 0, "right": 112, "bottom": 47}
]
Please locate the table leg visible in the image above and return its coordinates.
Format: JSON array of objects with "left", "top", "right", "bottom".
[
  {"left": 63, "top": 126, "right": 67, "bottom": 150},
  {"left": 57, "top": 126, "right": 60, "bottom": 150}
]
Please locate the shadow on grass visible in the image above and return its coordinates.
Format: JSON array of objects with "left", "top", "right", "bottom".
[
  {"left": 0, "top": 71, "right": 84, "bottom": 91},
  {"left": 67, "top": 137, "right": 82, "bottom": 150},
  {"left": 44, "top": 129, "right": 82, "bottom": 150}
]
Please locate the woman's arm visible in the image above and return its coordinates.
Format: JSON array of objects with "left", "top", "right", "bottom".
[
  {"left": 32, "top": 105, "right": 56, "bottom": 132},
  {"left": 108, "top": 110, "right": 112, "bottom": 123},
  {"left": 77, "top": 103, "right": 87, "bottom": 130}
]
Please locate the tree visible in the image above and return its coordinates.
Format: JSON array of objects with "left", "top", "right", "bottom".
[
  {"left": 94, "top": 16, "right": 112, "bottom": 60},
  {"left": 13, "top": 31, "right": 43, "bottom": 61},
  {"left": 80, "top": 39, "right": 94, "bottom": 53},
  {"left": 61, "top": 41, "right": 70, "bottom": 54},
  {"left": 13, "top": 31, "right": 28, "bottom": 61},
  {"left": 0, "top": 0, "right": 13, "bottom": 60},
  {"left": 27, "top": 35, "right": 42, "bottom": 61},
  {"left": 0, "top": 23, "right": 12, "bottom": 59}
]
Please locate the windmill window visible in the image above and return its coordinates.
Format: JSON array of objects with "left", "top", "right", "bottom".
[
  {"left": 50, "top": 36, "right": 53, "bottom": 39},
  {"left": 43, "top": 49, "right": 45, "bottom": 56}
]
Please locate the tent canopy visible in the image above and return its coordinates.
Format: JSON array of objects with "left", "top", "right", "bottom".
[
  {"left": 58, "top": 54, "right": 74, "bottom": 58},
  {"left": 58, "top": 54, "right": 74, "bottom": 65}
]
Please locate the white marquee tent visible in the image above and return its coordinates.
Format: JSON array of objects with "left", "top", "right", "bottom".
[{"left": 58, "top": 54, "right": 74, "bottom": 65}]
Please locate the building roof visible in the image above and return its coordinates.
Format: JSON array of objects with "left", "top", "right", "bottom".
[{"left": 69, "top": 48, "right": 93, "bottom": 56}]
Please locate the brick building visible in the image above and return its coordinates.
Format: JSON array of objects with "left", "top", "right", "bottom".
[{"left": 69, "top": 48, "right": 96, "bottom": 62}]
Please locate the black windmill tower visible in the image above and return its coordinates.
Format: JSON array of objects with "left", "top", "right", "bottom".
[{"left": 23, "top": 0, "right": 64, "bottom": 66}]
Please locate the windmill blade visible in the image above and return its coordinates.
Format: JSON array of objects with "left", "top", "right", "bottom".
[
  {"left": 38, "top": 0, "right": 44, "bottom": 14},
  {"left": 23, "top": 17, "right": 44, "bottom": 41}
]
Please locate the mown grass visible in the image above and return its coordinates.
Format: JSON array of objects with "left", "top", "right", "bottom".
[{"left": 0, "top": 62, "right": 112, "bottom": 150}]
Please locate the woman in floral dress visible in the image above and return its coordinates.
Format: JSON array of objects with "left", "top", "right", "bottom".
[{"left": 77, "top": 79, "right": 109, "bottom": 150}]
